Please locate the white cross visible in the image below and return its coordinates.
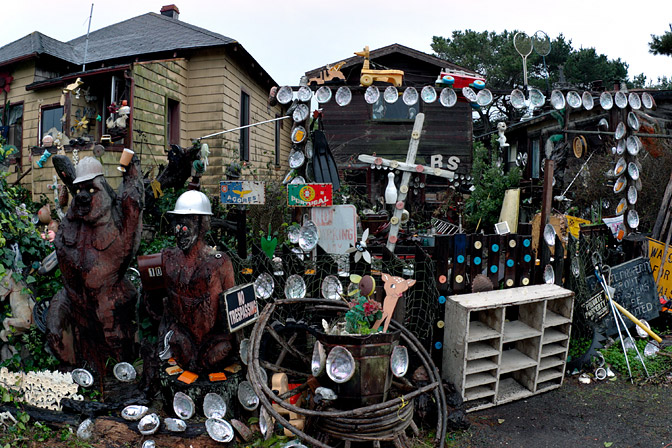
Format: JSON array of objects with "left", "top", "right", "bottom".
[{"left": 358, "top": 113, "right": 456, "bottom": 253}]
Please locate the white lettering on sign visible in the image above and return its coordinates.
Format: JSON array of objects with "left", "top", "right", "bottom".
[
  {"left": 429, "top": 155, "right": 460, "bottom": 172},
  {"left": 148, "top": 267, "right": 162, "bottom": 277},
  {"left": 228, "top": 302, "right": 258, "bottom": 325},
  {"left": 311, "top": 205, "right": 357, "bottom": 255}
]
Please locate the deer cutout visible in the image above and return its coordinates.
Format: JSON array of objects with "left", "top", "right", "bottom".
[{"left": 373, "top": 274, "right": 416, "bottom": 333}]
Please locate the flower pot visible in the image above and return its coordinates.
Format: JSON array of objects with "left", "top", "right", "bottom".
[{"left": 316, "top": 330, "right": 400, "bottom": 408}]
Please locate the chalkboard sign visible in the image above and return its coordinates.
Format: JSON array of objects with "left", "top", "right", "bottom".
[
  {"left": 586, "top": 257, "right": 659, "bottom": 334},
  {"left": 223, "top": 283, "right": 259, "bottom": 332}
]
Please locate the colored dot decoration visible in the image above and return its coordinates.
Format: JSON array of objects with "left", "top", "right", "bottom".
[
  {"left": 434, "top": 342, "right": 443, "bottom": 350},
  {"left": 523, "top": 239, "right": 531, "bottom": 247},
  {"left": 492, "top": 244, "right": 499, "bottom": 252},
  {"left": 438, "top": 296, "right": 446, "bottom": 304},
  {"left": 507, "top": 259, "right": 514, "bottom": 267},
  {"left": 474, "top": 257, "right": 481, "bottom": 265},
  {"left": 457, "top": 255, "right": 465, "bottom": 263},
  {"left": 524, "top": 254, "right": 532, "bottom": 263},
  {"left": 490, "top": 265, "right": 498, "bottom": 273}
]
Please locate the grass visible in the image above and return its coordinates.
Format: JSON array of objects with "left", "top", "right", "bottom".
[{"left": 600, "top": 338, "right": 672, "bottom": 382}]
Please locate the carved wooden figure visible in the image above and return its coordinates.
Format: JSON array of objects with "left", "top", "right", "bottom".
[
  {"left": 155, "top": 190, "right": 236, "bottom": 373},
  {"left": 46, "top": 155, "right": 144, "bottom": 375},
  {"left": 372, "top": 274, "right": 416, "bottom": 333},
  {"left": 0, "top": 271, "right": 35, "bottom": 342}
]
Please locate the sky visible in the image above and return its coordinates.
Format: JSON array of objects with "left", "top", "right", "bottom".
[{"left": 3, "top": 0, "right": 672, "bottom": 88}]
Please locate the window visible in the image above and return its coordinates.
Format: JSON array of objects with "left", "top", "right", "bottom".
[
  {"left": 166, "top": 98, "right": 180, "bottom": 146},
  {"left": 0, "top": 102, "right": 23, "bottom": 166},
  {"left": 41, "top": 105, "right": 64, "bottom": 139},
  {"left": 274, "top": 114, "right": 281, "bottom": 166},
  {"left": 531, "top": 139, "right": 540, "bottom": 179},
  {"left": 372, "top": 97, "right": 418, "bottom": 121},
  {"left": 240, "top": 91, "right": 250, "bottom": 161}
]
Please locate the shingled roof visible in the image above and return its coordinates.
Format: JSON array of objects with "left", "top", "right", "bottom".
[
  {"left": 0, "top": 11, "right": 237, "bottom": 67},
  {"left": 0, "top": 32, "right": 79, "bottom": 66},
  {"left": 67, "top": 12, "right": 236, "bottom": 64}
]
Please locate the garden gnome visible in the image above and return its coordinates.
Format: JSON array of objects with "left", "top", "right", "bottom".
[
  {"left": 158, "top": 190, "right": 236, "bottom": 373},
  {"left": 46, "top": 155, "right": 144, "bottom": 375}
]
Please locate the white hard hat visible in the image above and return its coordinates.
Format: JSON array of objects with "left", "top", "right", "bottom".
[
  {"left": 168, "top": 190, "right": 212, "bottom": 215},
  {"left": 73, "top": 157, "right": 104, "bottom": 184}
]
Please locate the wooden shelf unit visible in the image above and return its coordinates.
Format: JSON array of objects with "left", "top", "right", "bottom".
[{"left": 442, "top": 284, "right": 574, "bottom": 411}]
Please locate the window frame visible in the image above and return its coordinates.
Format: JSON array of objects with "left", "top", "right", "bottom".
[
  {"left": 239, "top": 89, "right": 250, "bottom": 162},
  {"left": 165, "top": 96, "right": 181, "bottom": 148},
  {"left": 40, "top": 103, "right": 64, "bottom": 142},
  {"left": 0, "top": 101, "right": 24, "bottom": 169}
]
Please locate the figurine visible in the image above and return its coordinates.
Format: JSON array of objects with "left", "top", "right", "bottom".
[
  {"left": 156, "top": 190, "right": 236, "bottom": 373},
  {"left": 46, "top": 155, "right": 144, "bottom": 373}
]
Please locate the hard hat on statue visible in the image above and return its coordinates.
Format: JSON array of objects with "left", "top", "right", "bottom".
[
  {"left": 73, "top": 157, "right": 104, "bottom": 184},
  {"left": 168, "top": 190, "right": 213, "bottom": 215}
]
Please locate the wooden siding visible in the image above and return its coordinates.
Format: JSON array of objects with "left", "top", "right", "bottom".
[
  {"left": 186, "top": 48, "right": 291, "bottom": 194},
  {"left": 322, "top": 92, "right": 473, "bottom": 172}
]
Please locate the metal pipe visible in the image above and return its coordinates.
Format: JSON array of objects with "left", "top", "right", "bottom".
[
  {"left": 82, "top": 4, "right": 94, "bottom": 72},
  {"left": 199, "top": 115, "right": 290, "bottom": 140},
  {"left": 564, "top": 129, "right": 672, "bottom": 139}
]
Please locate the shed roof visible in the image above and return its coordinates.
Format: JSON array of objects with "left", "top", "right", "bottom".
[{"left": 305, "top": 43, "right": 480, "bottom": 79}]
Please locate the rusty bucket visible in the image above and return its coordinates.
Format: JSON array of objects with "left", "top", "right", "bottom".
[{"left": 317, "top": 331, "right": 400, "bottom": 408}]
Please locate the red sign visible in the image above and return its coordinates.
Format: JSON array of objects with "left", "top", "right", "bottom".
[{"left": 287, "top": 184, "right": 333, "bottom": 207}]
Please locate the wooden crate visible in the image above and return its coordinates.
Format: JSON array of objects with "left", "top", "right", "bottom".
[{"left": 442, "top": 284, "right": 574, "bottom": 411}]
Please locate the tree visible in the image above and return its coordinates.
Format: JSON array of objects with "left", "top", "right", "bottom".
[
  {"left": 650, "top": 24, "right": 672, "bottom": 56},
  {"left": 431, "top": 30, "right": 629, "bottom": 90}
]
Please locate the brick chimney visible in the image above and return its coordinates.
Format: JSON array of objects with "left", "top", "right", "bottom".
[{"left": 160, "top": 5, "right": 180, "bottom": 19}]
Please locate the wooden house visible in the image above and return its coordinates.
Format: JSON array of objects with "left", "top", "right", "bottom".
[
  {"left": 0, "top": 5, "right": 291, "bottom": 198},
  {"left": 305, "top": 44, "right": 478, "bottom": 208}
]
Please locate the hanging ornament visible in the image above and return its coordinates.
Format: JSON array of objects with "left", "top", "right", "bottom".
[
  {"left": 260, "top": 224, "right": 278, "bottom": 259},
  {"left": 346, "top": 228, "right": 371, "bottom": 263}
]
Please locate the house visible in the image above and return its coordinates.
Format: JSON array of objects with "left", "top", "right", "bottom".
[
  {"left": 305, "top": 44, "right": 479, "bottom": 208},
  {"left": 0, "top": 5, "right": 291, "bottom": 198}
]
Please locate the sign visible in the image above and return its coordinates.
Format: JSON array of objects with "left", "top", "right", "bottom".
[
  {"left": 586, "top": 257, "right": 659, "bottom": 334},
  {"left": 223, "top": 283, "right": 259, "bottom": 332},
  {"left": 580, "top": 291, "right": 610, "bottom": 323},
  {"left": 566, "top": 215, "right": 591, "bottom": 239},
  {"left": 287, "top": 184, "right": 332, "bottom": 207},
  {"left": 311, "top": 205, "right": 357, "bottom": 254},
  {"left": 603, "top": 216, "right": 625, "bottom": 240},
  {"left": 220, "top": 181, "right": 265, "bottom": 205},
  {"left": 647, "top": 237, "right": 672, "bottom": 302}
]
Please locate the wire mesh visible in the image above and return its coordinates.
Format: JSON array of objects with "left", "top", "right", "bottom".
[{"left": 226, "top": 243, "right": 440, "bottom": 347}]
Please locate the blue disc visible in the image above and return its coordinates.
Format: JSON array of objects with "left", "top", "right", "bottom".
[
  {"left": 524, "top": 254, "right": 532, "bottom": 263},
  {"left": 490, "top": 265, "right": 498, "bottom": 273},
  {"left": 492, "top": 244, "right": 499, "bottom": 252},
  {"left": 438, "top": 296, "right": 446, "bottom": 304},
  {"left": 474, "top": 256, "right": 481, "bottom": 265},
  {"left": 523, "top": 239, "right": 531, "bottom": 247},
  {"left": 434, "top": 341, "right": 443, "bottom": 350},
  {"left": 507, "top": 259, "right": 514, "bottom": 267},
  {"left": 457, "top": 255, "right": 465, "bottom": 263}
]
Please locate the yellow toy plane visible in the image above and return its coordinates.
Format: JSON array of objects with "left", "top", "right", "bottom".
[{"left": 355, "top": 46, "right": 404, "bottom": 87}]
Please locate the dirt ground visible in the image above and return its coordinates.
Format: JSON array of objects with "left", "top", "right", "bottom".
[{"left": 450, "top": 376, "right": 672, "bottom": 448}]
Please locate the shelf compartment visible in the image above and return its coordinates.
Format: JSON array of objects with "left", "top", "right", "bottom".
[
  {"left": 537, "top": 367, "right": 564, "bottom": 383},
  {"left": 467, "top": 320, "right": 501, "bottom": 342},
  {"left": 539, "top": 355, "right": 565, "bottom": 370},
  {"left": 536, "top": 379, "right": 563, "bottom": 392},
  {"left": 465, "top": 371, "right": 497, "bottom": 388},
  {"left": 464, "top": 385, "right": 495, "bottom": 401},
  {"left": 466, "top": 357, "right": 498, "bottom": 375},
  {"left": 496, "top": 377, "right": 532, "bottom": 403},
  {"left": 503, "top": 320, "right": 542, "bottom": 343},
  {"left": 541, "top": 342, "right": 567, "bottom": 357},
  {"left": 543, "top": 327, "right": 569, "bottom": 344},
  {"left": 500, "top": 349, "right": 537, "bottom": 373},
  {"left": 547, "top": 296, "right": 573, "bottom": 320},
  {"left": 545, "top": 310, "right": 571, "bottom": 327},
  {"left": 466, "top": 342, "right": 500, "bottom": 360}
]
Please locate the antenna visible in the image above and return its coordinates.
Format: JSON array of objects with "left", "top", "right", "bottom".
[{"left": 82, "top": 4, "right": 94, "bottom": 72}]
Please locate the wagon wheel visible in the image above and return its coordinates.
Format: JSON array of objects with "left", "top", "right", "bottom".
[{"left": 248, "top": 298, "right": 448, "bottom": 448}]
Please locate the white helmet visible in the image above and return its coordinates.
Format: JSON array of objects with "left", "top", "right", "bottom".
[
  {"left": 73, "top": 157, "right": 104, "bottom": 184},
  {"left": 168, "top": 190, "right": 212, "bottom": 215}
]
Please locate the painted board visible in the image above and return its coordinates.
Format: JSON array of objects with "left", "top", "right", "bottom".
[
  {"left": 220, "top": 181, "right": 265, "bottom": 204},
  {"left": 287, "top": 184, "right": 333, "bottom": 207},
  {"left": 586, "top": 257, "right": 659, "bottom": 334},
  {"left": 311, "top": 205, "right": 357, "bottom": 255}
]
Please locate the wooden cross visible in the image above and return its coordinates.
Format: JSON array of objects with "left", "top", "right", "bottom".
[{"left": 358, "top": 113, "right": 456, "bottom": 253}]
